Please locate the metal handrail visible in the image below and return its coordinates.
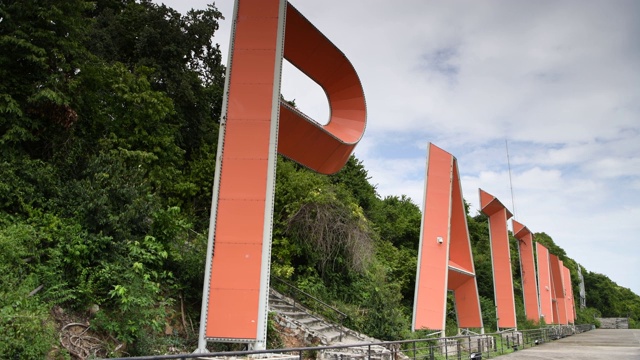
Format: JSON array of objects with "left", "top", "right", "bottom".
[
  {"left": 272, "top": 276, "right": 347, "bottom": 318},
  {"left": 105, "top": 324, "right": 595, "bottom": 360},
  {"left": 271, "top": 276, "right": 347, "bottom": 341}
]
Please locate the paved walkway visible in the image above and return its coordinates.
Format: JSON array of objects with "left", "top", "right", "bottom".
[{"left": 498, "top": 329, "right": 640, "bottom": 359}]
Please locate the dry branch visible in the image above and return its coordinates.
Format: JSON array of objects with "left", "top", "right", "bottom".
[{"left": 287, "top": 201, "right": 374, "bottom": 274}]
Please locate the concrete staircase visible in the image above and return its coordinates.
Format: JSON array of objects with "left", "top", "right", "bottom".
[
  {"left": 268, "top": 289, "right": 398, "bottom": 359},
  {"left": 597, "top": 317, "right": 629, "bottom": 329}
]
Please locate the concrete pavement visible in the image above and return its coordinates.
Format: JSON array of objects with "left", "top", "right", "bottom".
[{"left": 497, "top": 329, "right": 640, "bottom": 359}]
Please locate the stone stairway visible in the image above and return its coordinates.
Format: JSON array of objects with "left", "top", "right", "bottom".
[
  {"left": 268, "top": 289, "right": 398, "bottom": 359},
  {"left": 597, "top": 317, "right": 629, "bottom": 329}
]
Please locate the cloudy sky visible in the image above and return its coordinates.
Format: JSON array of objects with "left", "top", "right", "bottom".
[{"left": 155, "top": 0, "right": 640, "bottom": 297}]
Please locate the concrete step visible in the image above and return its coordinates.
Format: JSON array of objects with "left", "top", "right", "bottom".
[
  {"left": 269, "top": 299, "right": 292, "bottom": 307},
  {"left": 268, "top": 288, "right": 385, "bottom": 349},
  {"left": 597, "top": 317, "right": 629, "bottom": 329},
  {"left": 322, "top": 344, "right": 395, "bottom": 360},
  {"left": 297, "top": 317, "right": 323, "bottom": 327},
  {"left": 323, "top": 351, "right": 375, "bottom": 360},
  {"left": 308, "top": 323, "right": 337, "bottom": 333},
  {"left": 322, "top": 330, "right": 343, "bottom": 343},
  {"left": 334, "top": 334, "right": 362, "bottom": 344},
  {"left": 278, "top": 311, "right": 311, "bottom": 320},
  {"left": 269, "top": 304, "right": 296, "bottom": 312}
]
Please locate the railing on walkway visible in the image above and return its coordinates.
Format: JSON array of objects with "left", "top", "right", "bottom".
[
  {"left": 271, "top": 276, "right": 348, "bottom": 342},
  {"left": 107, "top": 324, "right": 594, "bottom": 360}
]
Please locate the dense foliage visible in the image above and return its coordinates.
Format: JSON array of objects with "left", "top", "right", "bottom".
[{"left": 1, "top": 0, "right": 638, "bottom": 358}]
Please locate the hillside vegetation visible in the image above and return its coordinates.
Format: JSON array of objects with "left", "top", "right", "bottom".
[{"left": 1, "top": 0, "right": 639, "bottom": 358}]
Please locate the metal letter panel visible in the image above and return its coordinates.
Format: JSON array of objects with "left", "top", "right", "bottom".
[
  {"left": 198, "top": 0, "right": 367, "bottom": 350},
  {"left": 413, "top": 143, "right": 483, "bottom": 331},
  {"left": 413, "top": 144, "right": 452, "bottom": 331},
  {"left": 202, "top": 0, "right": 286, "bottom": 344},
  {"left": 550, "top": 267, "right": 560, "bottom": 324},
  {"left": 513, "top": 220, "right": 540, "bottom": 323},
  {"left": 277, "top": 4, "right": 366, "bottom": 175},
  {"left": 563, "top": 266, "right": 576, "bottom": 324},
  {"left": 536, "top": 243, "right": 554, "bottom": 324},
  {"left": 449, "top": 160, "right": 483, "bottom": 329},
  {"left": 549, "top": 254, "right": 568, "bottom": 325},
  {"left": 570, "top": 268, "right": 578, "bottom": 322},
  {"left": 453, "top": 274, "right": 483, "bottom": 328},
  {"left": 479, "top": 189, "right": 517, "bottom": 329}
]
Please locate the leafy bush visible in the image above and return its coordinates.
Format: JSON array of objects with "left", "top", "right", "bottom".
[
  {"left": 92, "top": 236, "right": 174, "bottom": 346},
  {"left": 0, "top": 223, "right": 61, "bottom": 359},
  {"left": 576, "top": 307, "right": 601, "bottom": 327}
]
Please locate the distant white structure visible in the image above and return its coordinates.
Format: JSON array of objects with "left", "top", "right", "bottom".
[{"left": 577, "top": 265, "right": 586, "bottom": 309}]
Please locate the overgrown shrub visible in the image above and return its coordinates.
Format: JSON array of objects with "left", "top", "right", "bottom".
[{"left": 0, "top": 223, "right": 62, "bottom": 359}]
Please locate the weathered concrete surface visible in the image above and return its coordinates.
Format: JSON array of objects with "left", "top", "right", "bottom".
[{"left": 498, "top": 329, "right": 640, "bottom": 359}]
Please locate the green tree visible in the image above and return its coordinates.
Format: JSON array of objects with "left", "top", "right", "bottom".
[
  {"left": 0, "top": 0, "right": 92, "bottom": 158},
  {"left": 87, "top": 0, "right": 225, "bottom": 157},
  {"left": 372, "top": 195, "right": 421, "bottom": 250},
  {"left": 468, "top": 213, "right": 494, "bottom": 300},
  {"left": 84, "top": 0, "right": 225, "bottom": 226},
  {"left": 330, "top": 155, "right": 379, "bottom": 215},
  {"left": 0, "top": 0, "right": 226, "bottom": 352},
  {"left": 534, "top": 232, "right": 567, "bottom": 259}
]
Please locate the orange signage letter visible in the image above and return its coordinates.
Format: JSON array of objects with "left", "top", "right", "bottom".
[
  {"left": 549, "top": 254, "right": 568, "bottom": 325},
  {"left": 536, "top": 243, "right": 554, "bottom": 324},
  {"left": 413, "top": 143, "right": 483, "bottom": 334},
  {"left": 513, "top": 220, "right": 541, "bottom": 323},
  {"left": 479, "top": 189, "right": 517, "bottom": 330},
  {"left": 197, "top": 0, "right": 366, "bottom": 352},
  {"left": 563, "top": 266, "right": 576, "bottom": 324}
]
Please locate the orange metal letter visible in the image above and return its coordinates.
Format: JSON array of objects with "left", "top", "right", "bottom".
[
  {"left": 278, "top": 5, "right": 366, "bottom": 174},
  {"left": 479, "top": 189, "right": 517, "bottom": 329},
  {"left": 197, "top": 0, "right": 366, "bottom": 351},
  {"left": 201, "top": 0, "right": 286, "bottom": 346},
  {"left": 563, "top": 266, "right": 576, "bottom": 324},
  {"left": 413, "top": 143, "right": 483, "bottom": 333},
  {"left": 549, "top": 254, "right": 568, "bottom": 325},
  {"left": 512, "top": 220, "right": 541, "bottom": 323},
  {"left": 536, "top": 243, "right": 554, "bottom": 324}
]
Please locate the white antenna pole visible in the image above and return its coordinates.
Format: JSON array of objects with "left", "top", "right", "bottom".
[{"left": 506, "top": 139, "right": 516, "bottom": 218}]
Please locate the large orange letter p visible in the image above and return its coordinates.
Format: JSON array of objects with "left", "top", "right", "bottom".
[{"left": 196, "top": 0, "right": 366, "bottom": 351}]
